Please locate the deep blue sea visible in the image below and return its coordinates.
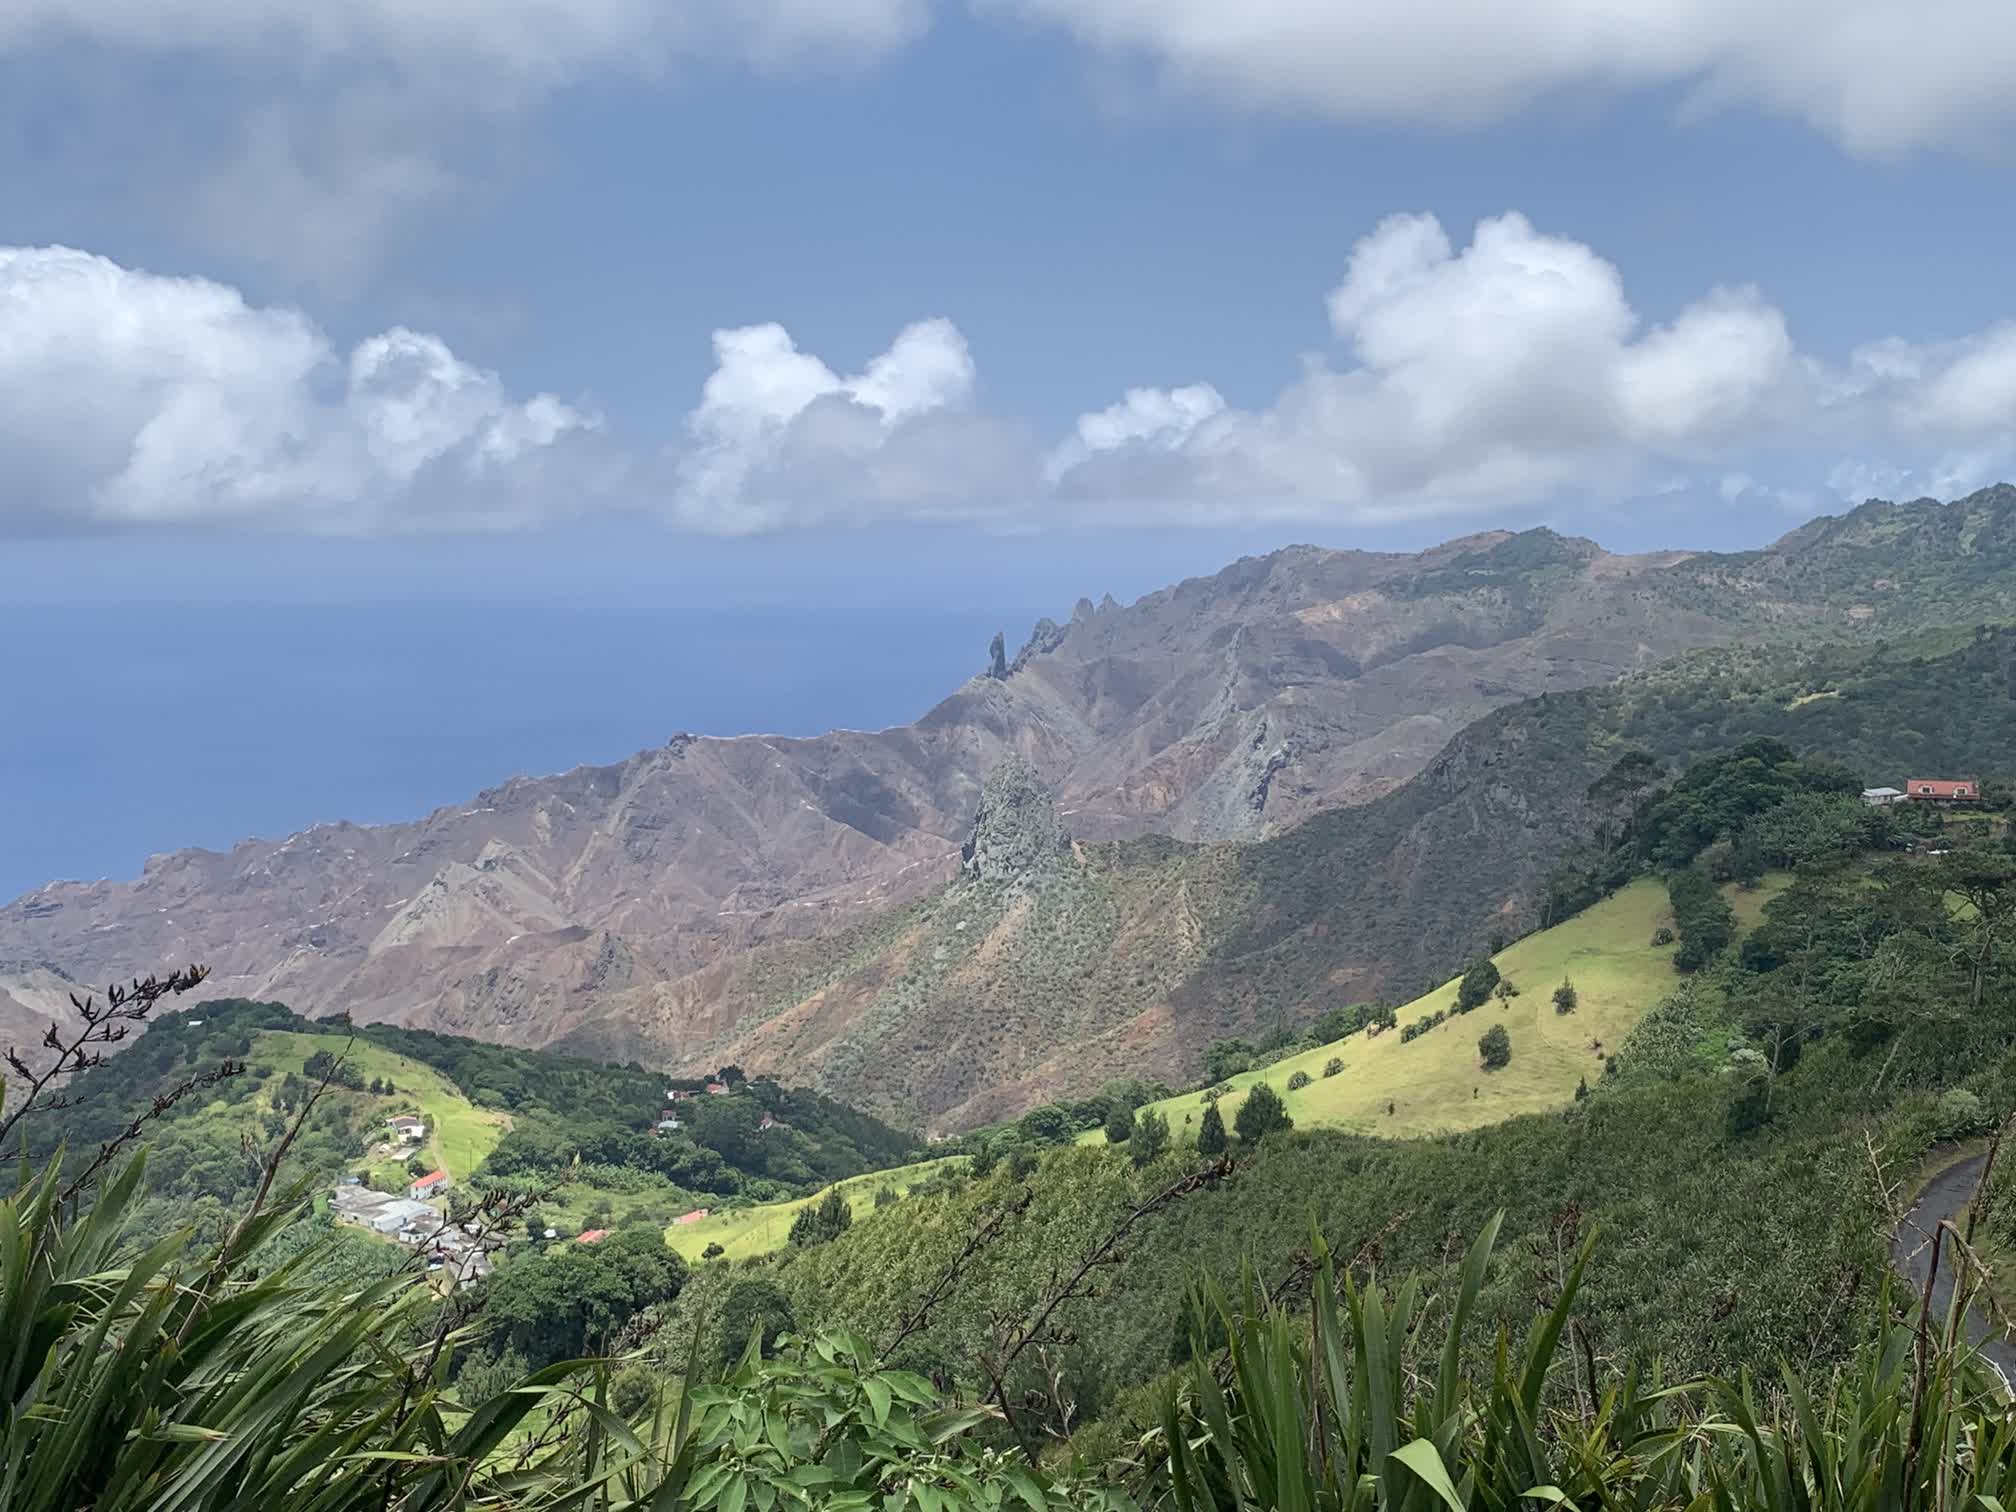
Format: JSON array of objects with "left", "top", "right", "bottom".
[{"left": 0, "top": 601, "right": 1045, "bottom": 902}]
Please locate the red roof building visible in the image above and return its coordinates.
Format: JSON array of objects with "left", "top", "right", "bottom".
[
  {"left": 673, "top": 1208, "right": 711, "bottom": 1225},
  {"left": 704, "top": 1082, "right": 729, "bottom": 1095},
  {"left": 407, "top": 1169, "right": 450, "bottom": 1199},
  {"left": 575, "top": 1229, "right": 610, "bottom": 1244},
  {"left": 1907, "top": 779, "right": 1980, "bottom": 802}
]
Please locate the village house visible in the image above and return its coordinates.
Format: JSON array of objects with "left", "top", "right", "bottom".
[
  {"left": 575, "top": 1229, "right": 610, "bottom": 1245},
  {"left": 1906, "top": 778, "right": 1980, "bottom": 803},
  {"left": 386, "top": 1114, "right": 425, "bottom": 1143},
  {"left": 334, "top": 1194, "right": 439, "bottom": 1239},
  {"left": 673, "top": 1207, "right": 710, "bottom": 1226},
  {"left": 381, "top": 1209, "right": 441, "bottom": 1241},
  {"left": 758, "top": 1111, "right": 777, "bottom": 1131},
  {"left": 655, "top": 1107, "right": 683, "bottom": 1133},
  {"left": 332, "top": 1186, "right": 394, "bottom": 1228},
  {"left": 704, "top": 1082, "right": 729, "bottom": 1095},
  {"left": 1861, "top": 786, "right": 1906, "bottom": 806},
  {"left": 408, "top": 1168, "right": 451, "bottom": 1201}
]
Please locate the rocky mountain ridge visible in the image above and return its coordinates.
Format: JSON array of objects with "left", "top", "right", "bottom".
[
  {"left": 6, "top": 486, "right": 2016, "bottom": 1072},
  {"left": 565, "top": 616, "right": 2016, "bottom": 1130}
]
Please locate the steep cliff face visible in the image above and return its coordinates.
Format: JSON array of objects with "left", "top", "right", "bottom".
[
  {"left": 7, "top": 490, "right": 2016, "bottom": 1062},
  {"left": 959, "top": 758, "right": 1072, "bottom": 884}
]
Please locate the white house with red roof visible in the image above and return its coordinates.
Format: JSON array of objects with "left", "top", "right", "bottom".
[{"left": 407, "top": 1169, "right": 451, "bottom": 1201}]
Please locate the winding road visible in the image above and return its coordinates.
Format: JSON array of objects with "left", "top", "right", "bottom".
[{"left": 1888, "top": 1152, "right": 2016, "bottom": 1379}]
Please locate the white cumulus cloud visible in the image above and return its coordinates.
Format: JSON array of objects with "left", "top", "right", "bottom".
[
  {"left": 671, "top": 317, "right": 1036, "bottom": 532},
  {"left": 10, "top": 218, "right": 2016, "bottom": 536},
  {"left": 991, "top": 0, "right": 2016, "bottom": 154},
  {"left": 1045, "top": 211, "right": 2016, "bottom": 524},
  {"left": 0, "top": 245, "right": 597, "bottom": 531}
]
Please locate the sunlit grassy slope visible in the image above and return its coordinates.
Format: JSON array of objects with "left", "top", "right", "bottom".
[
  {"left": 1112, "top": 874, "right": 1787, "bottom": 1145},
  {"left": 247, "top": 1030, "right": 510, "bottom": 1178},
  {"left": 664, "top": 1157, "right": 950, "bottom": 1262}
]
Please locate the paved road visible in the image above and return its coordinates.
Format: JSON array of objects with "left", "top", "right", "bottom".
[{"left": 1889, "top": 1152, "right": 2016, "bottom": 1380}]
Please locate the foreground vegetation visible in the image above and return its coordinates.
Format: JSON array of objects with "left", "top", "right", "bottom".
[{"left": 6, "top": 1029, "right": 2015, "bottom": 1510}]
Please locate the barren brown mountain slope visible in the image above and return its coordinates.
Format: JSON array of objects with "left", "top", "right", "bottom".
[
  {"left": 571, "top": 611, "right": 2016, "bottom": 1131},
  {"left": 6, "top": 489, "right": 2016, "bottom": 1069}
]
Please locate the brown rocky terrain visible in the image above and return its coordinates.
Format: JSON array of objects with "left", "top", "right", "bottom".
[{"left": 6, "top": 488, "right": 2016, "bottom": 1107}]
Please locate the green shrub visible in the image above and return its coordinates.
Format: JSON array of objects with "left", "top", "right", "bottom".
[
  {"left": 1322, "top": 1057, "right": 1344, "bottom": 1077},
  {"left": 1478, "top": 1023, "right": 1512, "bottom": 1070},
  {"left": 1933, "top": 1087, "right": 1990, "bottom": 1141},
  {"left": 1456, "top": 959, "right": 1501, "bottom": 1012},
  {"left": 1131, "top": 1108, "right": 1170, "bottom": 1167},
  {"left": 1234, "top": 1083, "right": 1294, "bottom": 1143},
  {"left": 1197, "top": 1101, "right": 1228, "bottom": 1155},
  {"left": 1286, "top": 1070, "right": 1311, "bottom": 1092}
]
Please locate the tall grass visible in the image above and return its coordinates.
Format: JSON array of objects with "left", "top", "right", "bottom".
[{"left": 1145, "top": 1213, "right": 2016, "bottom": 1512}]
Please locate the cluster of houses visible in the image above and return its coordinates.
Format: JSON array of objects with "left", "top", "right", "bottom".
[
  {"left": 330, "top": 1181, "right": 498, "bottom": 1287},
  {"left": 328, "top": 1083, "right": 764, "bottom": 1276},
  {"left": 1862, "top": 778, "right": 1981, "bottom": 806}
]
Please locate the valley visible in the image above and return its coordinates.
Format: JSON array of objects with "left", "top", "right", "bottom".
[{"left": 11, "top": 487, "right": 2016, "bottom": 1119}]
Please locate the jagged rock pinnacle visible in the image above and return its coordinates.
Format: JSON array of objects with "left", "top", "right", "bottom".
[
  {"left": 986, "top": 631, "right": 1009, "bottom": 680},
  {"left": 1010, "top": 617, "right": 1068, "bottom": 674},
  {"left": 960, "top": 757, "right": 1070, "bottom": 883}
]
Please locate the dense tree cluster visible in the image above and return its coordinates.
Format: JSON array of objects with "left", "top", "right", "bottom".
[{"left": 480, "top": 1223, "right": 688, "bottom": 1366}]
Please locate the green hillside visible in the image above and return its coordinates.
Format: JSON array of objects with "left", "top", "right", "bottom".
[
  {"left": 1106, "top": 874, "right": 1785, "bottom": 1144},
  {"left": 726, "top": 842, "right": 2016, "bottom": 1426},
  {"left": 667, "top": 870, "right": 1780, "bottom": 1263},
  {"left": 248, "top": 1029, "right": 508, "bottom": 1179},
  {"left": 664, "top": 1156, "right": 951, "bottom": 1261},
  {"left": 15, "top": 999, "right": 927, "bottom": 1246}
]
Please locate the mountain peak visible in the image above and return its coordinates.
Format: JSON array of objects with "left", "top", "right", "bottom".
[{"left": 959, "top": 757, "right": 1071, "bottom": 884}]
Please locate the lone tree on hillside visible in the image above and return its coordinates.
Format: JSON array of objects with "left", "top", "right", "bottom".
[
  {"left": 1478, "top": 1023, "right": 1512, "bottom": 1070},
  {"left": 1457, "top": 960, "right": 1501, "bottom": 1013},
  {"left": 1102, "top": 1101, "right": 1133, "bottom": 1145},
  {"left": 788, "top": 1187, "right": 852, "bottom": 1248},
  {"left": 1196, "top": 1101, "right": 1228, "bottom": 1156},
  {"left": 1131, "top": 1107, "right": 1170, "bottom": 1167},
  {"left": 1234, "top": 1083, "right": 1294, "bottom": 1143},
  {"left": 1554, "top": 978, "right": 1578, "bottom": 1014}
]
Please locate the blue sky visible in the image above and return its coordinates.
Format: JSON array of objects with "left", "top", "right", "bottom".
[{"left": 4, "top": 0, "right": 2016, "bottom": 891}]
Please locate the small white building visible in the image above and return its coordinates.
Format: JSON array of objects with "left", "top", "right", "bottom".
[
  {"left": 369, "top": 1198, "right": 440, "bottom": 1238},
  {"left": 1862, "top": 787, "right": 1906, "bottom": 806}
]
